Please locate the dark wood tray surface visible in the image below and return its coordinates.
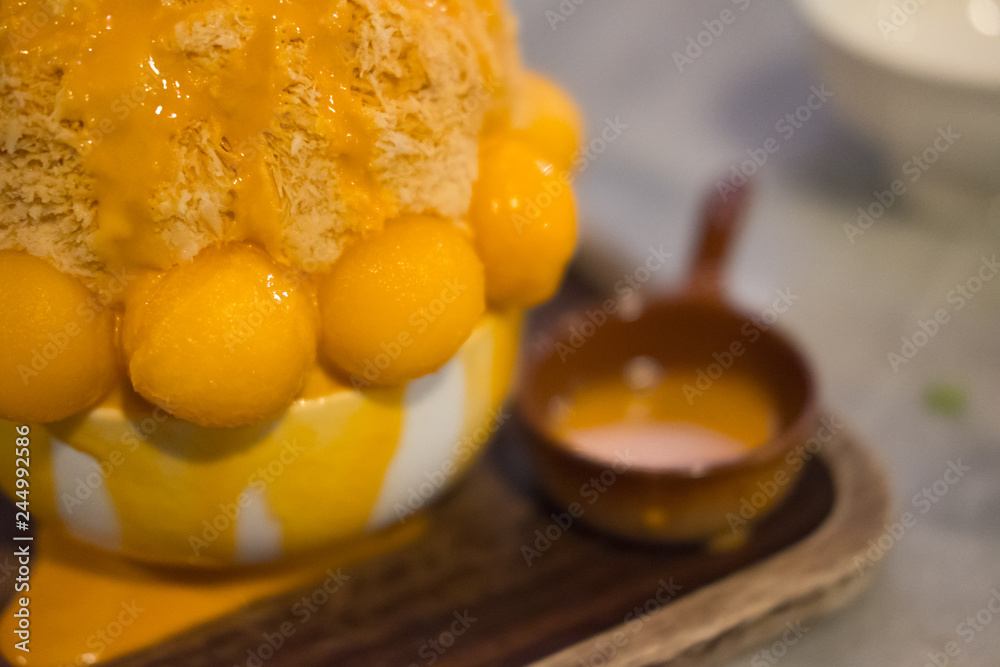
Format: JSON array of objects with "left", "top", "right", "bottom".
[{"left": 64, "top": 414, "right": 889, "bottom": 667}]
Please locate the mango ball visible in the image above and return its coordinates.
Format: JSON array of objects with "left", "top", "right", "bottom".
[
  {"left": 514, "top": 71, "right": 583, "bottom": 171},
  {"left": 0, "top": 250, "right": 118, "bottom": 422},
  {"left": 123, "top": 243, "right": 318, "bottom": 428},
  {"left": 317, "top": 216, "right": 485, "bottom": 386},
  {"left": 469, "top": 137, "right": 577, "bottom": 306}
]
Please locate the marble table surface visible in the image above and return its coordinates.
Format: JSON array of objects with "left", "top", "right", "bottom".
[{"left": 511, "top": 1, "right": 1000, "bottom": 664}]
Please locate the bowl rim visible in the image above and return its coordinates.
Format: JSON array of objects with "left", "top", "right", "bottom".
[{"left": 792, "top": 0, "right": 1000, "bottom": 92}]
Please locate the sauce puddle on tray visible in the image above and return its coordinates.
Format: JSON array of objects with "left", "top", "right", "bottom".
[{"left": 553, "top": 359, "right": 778, "bottom": 472}]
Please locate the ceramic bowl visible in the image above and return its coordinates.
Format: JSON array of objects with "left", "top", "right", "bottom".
[
  {"left": 518, "top": 297, "right": 819, "bottom": 548},
  {"left": 794, "top": 0, "right": 1000, "bottom": 223}
]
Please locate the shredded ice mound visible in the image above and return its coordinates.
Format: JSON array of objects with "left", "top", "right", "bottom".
[{"left": 0, "top": 0, "right": 521, "bottom": 286}]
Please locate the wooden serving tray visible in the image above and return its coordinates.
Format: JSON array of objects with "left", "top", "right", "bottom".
[{"left": 72, "top": 417, "right": 889, "bottom": 667}]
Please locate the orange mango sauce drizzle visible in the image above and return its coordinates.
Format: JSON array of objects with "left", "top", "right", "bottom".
[
  {"left": 554, "top": 369, "right": 778, "bottom": 471},
  {"left": 48, "top": 375, "right": 406, "bottom": 562},
  {"left": 1, "top": 0, "right": 383, "bottom": 273},
  {"left": 0, "top": 522, "right": 423, "bottom": 666}
]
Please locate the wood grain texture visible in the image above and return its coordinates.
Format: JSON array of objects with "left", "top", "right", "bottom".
[{"left": 77, "top": 417, "right": 888, "bottom": 667}]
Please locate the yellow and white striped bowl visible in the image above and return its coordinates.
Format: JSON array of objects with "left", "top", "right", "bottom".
[{"left": 0, "top": 310, "right": 520, "bottom": 567}]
